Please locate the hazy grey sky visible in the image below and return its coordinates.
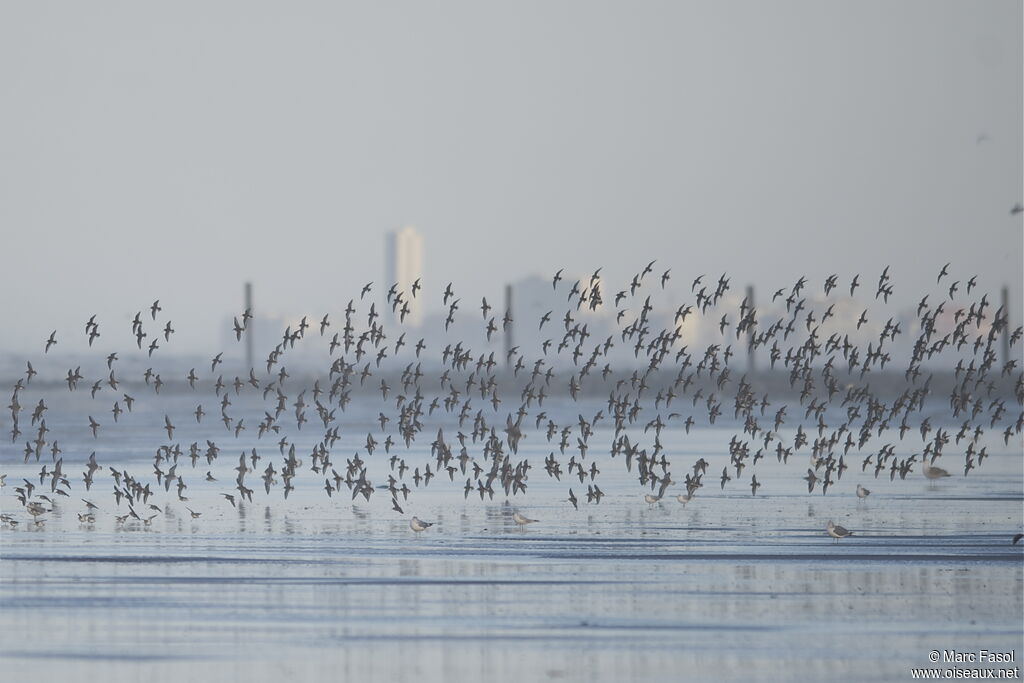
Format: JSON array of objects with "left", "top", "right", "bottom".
[{"left": 1, "top": 1, "right": 1020, "bottom": 354}]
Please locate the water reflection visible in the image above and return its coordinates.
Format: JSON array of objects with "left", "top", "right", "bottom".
[{"left": 2, "top": 535, "right": 1020, "bottom": 683}]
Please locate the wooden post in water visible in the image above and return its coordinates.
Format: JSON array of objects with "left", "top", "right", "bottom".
[
  {"left": 746, "top": 285, "right": 755, "bottom": 373},
  {"left": 245, "top": 282, "right": 254, "bottom": 371},
  {"left": 1002, "top": 286, "right": 1010, "bottom": 366},
  {"left": 504, "top": 284, "right": 513, "bottom": 367}
]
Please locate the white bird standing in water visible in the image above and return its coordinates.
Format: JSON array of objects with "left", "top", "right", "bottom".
[
  {"left": 512, "top": 511, "right": 537, "bottom": 530},
  {"left": 922, "top": 462, "right": 951, "bottom": 480},
  {"left": 410, "top": 516, "right": 434, "bottom": 532},
  {"left": 826, "top": 520, "right": 853, "bottom": 543}
]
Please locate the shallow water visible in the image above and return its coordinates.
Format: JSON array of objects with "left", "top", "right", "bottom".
[{"left": 1, "top": 392, "right": 1022, "bottom": 682}]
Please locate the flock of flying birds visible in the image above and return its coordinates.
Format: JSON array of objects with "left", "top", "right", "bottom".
[{"left": 1, "top": 261, "right": 1022, "bottom": 541}]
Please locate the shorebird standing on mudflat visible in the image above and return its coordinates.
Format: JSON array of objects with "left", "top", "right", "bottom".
[
  {"left": 410, "top": 516, "right": 434, "bottom": 532},
  {"left": 512, "top": 511, "right": 537, "bottom": 531},
  {"left": 826, "top": 520, "right": 853, "bottom": 544}
]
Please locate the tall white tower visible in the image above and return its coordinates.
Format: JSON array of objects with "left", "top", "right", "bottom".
[{"left": 385, "top": 225, "right": 423, "bottom": 327}]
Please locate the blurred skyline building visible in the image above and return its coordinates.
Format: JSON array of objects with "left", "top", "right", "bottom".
[
  {"left": 385, "top": 225, "right": 424, "bottom": 327},
  {"left": 507, "top": 273, "right": 620, "bottom": 364}
]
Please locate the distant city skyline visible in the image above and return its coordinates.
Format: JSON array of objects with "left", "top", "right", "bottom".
[
  {"left": 3, "top": 249, "right": 1017, "bottom": 365},
  {"left": 0, "top": 2, "right": 1019, "bottom": 355}
]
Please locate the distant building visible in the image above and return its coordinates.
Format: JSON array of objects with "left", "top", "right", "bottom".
[
  {"left": 385, "top": 226, "right": 424, "bottom": 327},
  {"left": 507, "top": 273, "right": 617, "bottom": 365},
  {"left": 220, "top": 312, "right": 292, "bottom": 366}
]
